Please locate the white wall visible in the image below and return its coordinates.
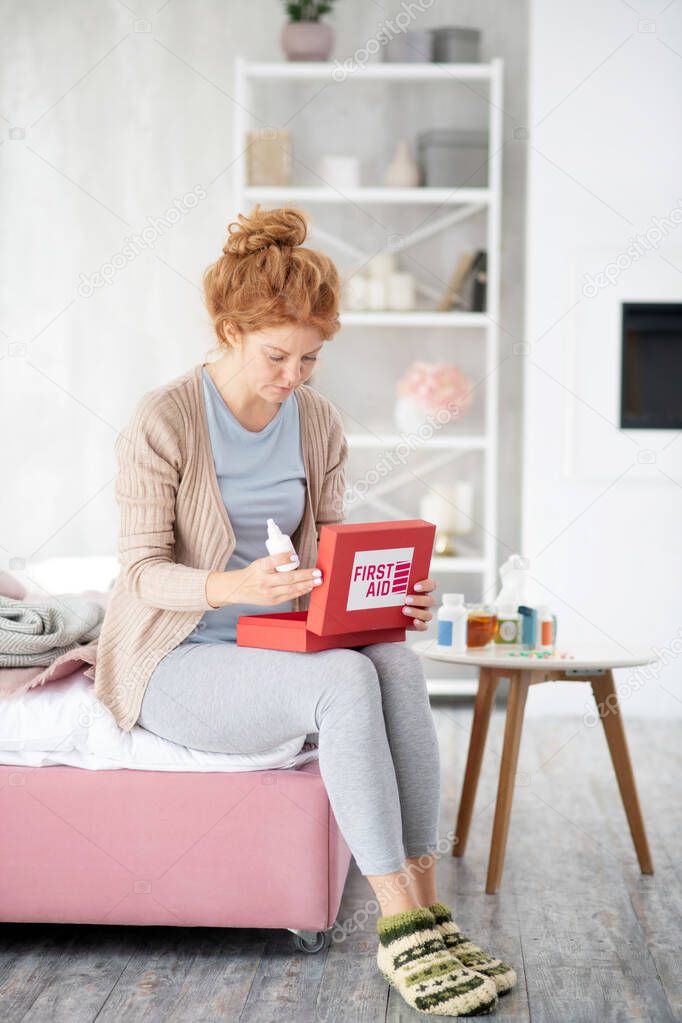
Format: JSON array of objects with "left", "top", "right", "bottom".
[
  {"left": 523, "top": 0, "right": 682, "bottom": 717},
  {"left": 0, "top": 1, "right": 528, "bottom": 610}
]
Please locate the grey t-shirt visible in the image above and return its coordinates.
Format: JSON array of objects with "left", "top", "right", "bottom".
[{"left": 183, "top": 366, "right": 306, "bottom": 645}]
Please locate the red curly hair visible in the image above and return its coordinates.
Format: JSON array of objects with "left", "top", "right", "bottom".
[{"left": 203, "top": 205, "right": 341, "bottom": 349}]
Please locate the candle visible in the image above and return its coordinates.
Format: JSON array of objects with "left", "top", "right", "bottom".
[
  {"left": 451, "top": 481, "right": 474, "bottom": 534},
  {"left": 367, "top": 252, "right": 397, "bottom": 279},
  {"left": 386, "top": 272, "right": 416, "bottom": 310},
  {"left": 419, "top": 492, "right": 455, "bottom": 532},
  {"left": 366, "top": 278, "right": 387, "bottom": 310},
  {"left": 344, "top": 275, "right": 367, "bottom": 310},
  {"left": 319, "top": 155, "right": 360, "bottom": 189}
]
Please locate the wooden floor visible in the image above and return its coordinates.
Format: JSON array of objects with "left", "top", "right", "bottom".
[{"left": 1, "top": 707, "right": 681, "bottom": 1022}]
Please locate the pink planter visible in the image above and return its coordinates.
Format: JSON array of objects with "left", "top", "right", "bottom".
[{"left": 281, "top": 21, "right": 334, "bottom": 61}]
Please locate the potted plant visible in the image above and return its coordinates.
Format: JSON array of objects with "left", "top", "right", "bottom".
[{"left": 281, "top": 1, "right": 337, "bottom": 62}]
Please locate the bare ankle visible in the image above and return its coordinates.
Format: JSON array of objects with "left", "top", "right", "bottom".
[{"left": 365, "top": 869, "right": 424, "bottom": 918}]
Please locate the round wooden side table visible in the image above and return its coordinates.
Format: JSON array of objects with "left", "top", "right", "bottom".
[{"left": 412, "top": 641, "right": 655, "bottom": 893}]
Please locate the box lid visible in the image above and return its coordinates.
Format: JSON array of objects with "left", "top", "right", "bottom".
[{"left": 305, "top": 519, "right": 436, "bottom": 636}]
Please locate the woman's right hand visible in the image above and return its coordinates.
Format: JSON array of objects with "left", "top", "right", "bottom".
[{"left": 206, "top": 553, "right": 323, "bottom": 608}]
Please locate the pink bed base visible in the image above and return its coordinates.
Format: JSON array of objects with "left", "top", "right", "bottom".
[{"left": 0, "top": 759, "right": 352, "bottom": 935}]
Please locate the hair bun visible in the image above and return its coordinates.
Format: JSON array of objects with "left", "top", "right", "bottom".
[{"left": 223, "top": 204, "right": 308, "bottom": 258}]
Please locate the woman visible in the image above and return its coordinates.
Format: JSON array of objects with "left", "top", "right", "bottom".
[{"left": 94, "top": 206, "right": 515, "bottom": 1017}]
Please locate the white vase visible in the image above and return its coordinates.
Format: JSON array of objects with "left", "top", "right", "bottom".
[
  {"left": 384, "top": 139, "right": 420, "bottom": 187},
  {"left": 394, "top": 395, "right": 429, "bottom": 435}
]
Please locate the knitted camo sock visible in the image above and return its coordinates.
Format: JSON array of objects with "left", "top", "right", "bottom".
[
  {"left": 427, "top": 901, "right": 517, "bottom": 996},
  {"left": 376, "top": 906, "right": 498, "bottom": 1016}
]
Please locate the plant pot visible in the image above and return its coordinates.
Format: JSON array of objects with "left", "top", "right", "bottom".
[{"left": 281, "top": 21, "right": 334, "bottom": 62}]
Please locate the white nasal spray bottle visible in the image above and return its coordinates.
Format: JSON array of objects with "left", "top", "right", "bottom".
[{"left": 265, "top": 518, "right": 299, "bottom": 572}]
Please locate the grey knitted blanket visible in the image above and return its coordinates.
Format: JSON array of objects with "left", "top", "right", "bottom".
[{"left": 0, "top": 594, "right": 105, "bottom": 668}]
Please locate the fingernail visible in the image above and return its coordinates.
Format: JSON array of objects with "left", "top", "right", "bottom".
[
  {"left": 290, "top": 554, "right": 299, "bottom": 562},
  {"left": 313, "top": 578, "right": 322, "bottom": 586},
  {"left": 402, "top": 606, "right": 412, "bottom": 615},
  {"left": 414, "top": 583, "right": 423, "bottom": 591},
  {"left": 405, "top": 596, "right": 414, "bottom": 604},
  {"left": 312, "top": 568, "right": 322, "bottom": 577}
]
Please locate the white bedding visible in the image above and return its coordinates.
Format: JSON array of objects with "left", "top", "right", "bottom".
[{"left": 0, "top": 669, "right": 319, "bottom": 772}]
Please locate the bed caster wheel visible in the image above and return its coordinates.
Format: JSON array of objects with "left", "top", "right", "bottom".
[{"left": 290, "top": 928, "right": 331, "bottom": 953}]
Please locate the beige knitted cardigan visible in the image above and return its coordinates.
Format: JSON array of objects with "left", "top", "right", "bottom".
[{"left": 88, "top": 361, "right": 347, "bottom": 732}]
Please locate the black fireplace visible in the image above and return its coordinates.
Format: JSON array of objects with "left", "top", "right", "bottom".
[{"left": 620, "top": 302, "right": 682, "bottom": 429}]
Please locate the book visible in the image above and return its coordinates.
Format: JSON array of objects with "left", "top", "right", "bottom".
[
  {"left": 469, "top": 251, "right": 487, "bottom": 312},
  {"left": 437, "top": 251, "right": 477, "bottom": 311}
]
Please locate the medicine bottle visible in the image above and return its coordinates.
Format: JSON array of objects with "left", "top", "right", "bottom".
[
  {"left": 265, "top": 518, "right": 299, "bottom": 572},
  {"left": 437, "top": 594, "right": 468, "bottom": 651}
]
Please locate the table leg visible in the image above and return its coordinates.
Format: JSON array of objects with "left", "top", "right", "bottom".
[
  {"left": 486, "top": 670, "right": 530, "bottom": 894},
  {"left": 591, "top": 671, "right": 654, "bottom": 874},
  {"left": 453, "top": 668, "right": 499, "bottom": 858}
]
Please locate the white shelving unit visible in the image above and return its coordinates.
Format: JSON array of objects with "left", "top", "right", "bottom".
[
  {"left": 232, "top": 58, "right": 504, "bottom": 694},
  {"left": 244, "top": 186, "right": 492, "bottom": 205}
]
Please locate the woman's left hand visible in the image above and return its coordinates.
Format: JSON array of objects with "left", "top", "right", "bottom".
[{"left": 402, "top": 577, "right": 438, "bottom": 631}]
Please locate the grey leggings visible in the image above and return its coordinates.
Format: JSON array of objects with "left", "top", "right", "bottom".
[{"left": 137, "top": 640, "right": 441, "bottom": 876}]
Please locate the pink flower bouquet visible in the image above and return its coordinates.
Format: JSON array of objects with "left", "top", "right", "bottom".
[{"left": 395, "top": 361, "right": 473, "bottom": 426}]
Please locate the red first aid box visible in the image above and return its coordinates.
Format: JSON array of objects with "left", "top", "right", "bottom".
[{"left": 236, "top": 519, "right": 436, "bottom": 652}]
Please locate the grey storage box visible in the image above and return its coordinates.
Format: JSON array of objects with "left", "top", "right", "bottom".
[
  {"left": 382, "top": 29, "right": 434, "bottom": 63},
  {"left": 432, "top": 26, "right": 481, "bottom": 63},
  {"left": 417, "top": 129, "right": 488, "bottom": 188}
]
